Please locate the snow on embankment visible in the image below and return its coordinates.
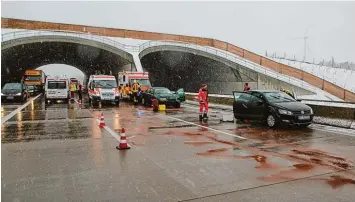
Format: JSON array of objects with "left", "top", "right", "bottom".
[{"left": 269, "top": 57, "right": 355, "bottom": 93}]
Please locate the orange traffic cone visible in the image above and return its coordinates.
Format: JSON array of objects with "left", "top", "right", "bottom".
[
  {"left": 116, "top": 128, "right": 131, "bottom": 150},
  {"left": 98, "top": 112, "right": 106, "bottom": 128}
]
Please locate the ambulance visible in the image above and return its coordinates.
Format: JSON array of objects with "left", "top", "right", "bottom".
[
  {"left": 117, "top": 71, "right": 151, "bottom": 100},
  {"left": 87, "top": 75, "right": 120, "bottom": 107},
  {"left": 44, "top": 76, "right": 69, "bottom": 103}
]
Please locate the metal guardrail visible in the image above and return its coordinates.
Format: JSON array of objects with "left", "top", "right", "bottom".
[
  {"left": 1, "top": 30, "right": 139, "bottom": 52},
  {"left": 184, "top": 92, "right": 355, "bottom": 108},
  {"left": 138, "top": 40, "right": 321, "bottom": 94}
]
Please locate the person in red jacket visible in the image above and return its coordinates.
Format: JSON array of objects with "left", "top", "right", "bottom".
[
  {"left": 243, "top": 83, "right": 250, "bottom": 92},
  {"left": 198, "top": 84, "right": 209, "bottom": 121}
]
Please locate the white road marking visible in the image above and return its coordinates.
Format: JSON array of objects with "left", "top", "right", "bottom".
[
  {"left": 95, "top": 118, "right": 132, "bottom": 147},
  {"left": 185, "top": 103, "right": 355, "bottom": 138},
  {"left": 161, "top": 115, "right": 246, "bottom": 140},
  {"left": 1, "top": 94, "right": 42, "bottom": 124},
  {"left": 182, "top": 104, "right": 232, "bottom": 113}
]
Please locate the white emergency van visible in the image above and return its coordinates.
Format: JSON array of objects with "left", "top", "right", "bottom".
[
  {"left": 45, "top": 76, "right": 69, "bottom": 103},
  {"left": 87, "top": 75, "right": 120, "bottom": 107}
]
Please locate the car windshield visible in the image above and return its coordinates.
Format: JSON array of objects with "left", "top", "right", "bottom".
[
  {"left": 48, "top": 81, "right": 67, "bottom": 89},
  {"left": 94, "top": 80, "right": 117, "bottom": 88},
  {"left": 2, "top": 83, "right": 21, "bottom": 90},
  {"left": 264, "top": 92, "right": 296, "bottom": 103},
  {"left": 136, "top": 79, "right": 151, "bottom": 86},
  {"left": 24, "top": 76, "right": 40, "bottom": 81},
  {"left": 155, "top": 88, "right": 171, "bottom": 94}
]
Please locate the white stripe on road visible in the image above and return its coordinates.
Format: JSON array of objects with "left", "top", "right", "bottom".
[
  {"left": 161, "top": 115, "right": 247, "bottom": 140},
  {"left": 95, "top": 118, "right": 132, "bottom": 147},
  {"left": 184, "top": 103, "right": 355, "bottom": 138},
  {"left": 1, "top": 94, "right": 42, "bottom": 124}
]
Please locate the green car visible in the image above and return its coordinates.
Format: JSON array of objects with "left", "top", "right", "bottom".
[{"left": 141, "top": 87, "right": 185, "bottom": 108}]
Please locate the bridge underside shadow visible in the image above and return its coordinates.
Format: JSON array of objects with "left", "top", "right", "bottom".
[
  {"left": 141, "top": 51, "right": 256, "bottom": 94},
  {"left": 1, "top": 42, "right": 134, "bottom": 84}
]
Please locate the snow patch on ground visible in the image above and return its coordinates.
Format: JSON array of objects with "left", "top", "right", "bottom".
[
  {"left": 312, "top": 116, "right": 353, "bottom": 129},
  {"left": 269, "top": 57, "right": 355, "bottom": 93}
]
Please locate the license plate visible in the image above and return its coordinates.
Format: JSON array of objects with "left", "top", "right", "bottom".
[
  {"left": 6, "top": 96, "right": 14, "bottom": 99},
  {"left": 102, "top": 97, "right": 112, "bottom": 100},
  {"left": 160, "top": 98, "right": 167, "bottom": 101},
  {"left": 298, "top": 115, "right": 310, "bottom": 120}
]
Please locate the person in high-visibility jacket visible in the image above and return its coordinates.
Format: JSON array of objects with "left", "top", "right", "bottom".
[
  {"left": 131, "top": 81, "right": 140, "bottom": 102},
  {"left": 198, "top": 84, "right": 209, "bottom": 121},
  {"left": 70, "top": 82, "right": 77, "bottom": 98},
  {"left": 281, "top": 88, "right": 295, "bottom": 99},
  {"left": 125, "top": 84, "right": 130, "bottom": 96}
]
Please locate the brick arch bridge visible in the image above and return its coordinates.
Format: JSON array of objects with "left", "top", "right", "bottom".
[{"left": 1, "top": 18, "right": 354, "bottom": 101}]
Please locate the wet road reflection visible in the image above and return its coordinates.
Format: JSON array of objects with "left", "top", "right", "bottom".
[{"left": 2, "top": 93, "right": 355, "bottom": 200}]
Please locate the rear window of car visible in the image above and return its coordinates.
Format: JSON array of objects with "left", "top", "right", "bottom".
[{"left": 48, "top": 81, "right": 66, "bottom": 89}]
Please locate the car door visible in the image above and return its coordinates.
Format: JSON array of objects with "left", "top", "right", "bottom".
[
  {"left": 248, "top": 92, "right": 265, "bottom": 119},
  {"left": 233, "top": 91, "right": 253, "bottom": 119},
  {"left": 176, "top": 88, "right": 185, "bottom": 101}
]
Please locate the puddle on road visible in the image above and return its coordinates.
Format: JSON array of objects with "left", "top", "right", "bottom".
[
  {"left": 184, "top": 141, "right": 214, "bottom": 146},
  {"left": 1, "top": 121, "right": 91, "bottom": 143},
  {"left": 314, "top": 175, "right": 355, "bottom": 189}
]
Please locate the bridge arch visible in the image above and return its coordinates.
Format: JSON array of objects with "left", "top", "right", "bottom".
[
  {"left": 1, "top": 30, "right": 135, "bottom": 62},
  {"left": 1, "top": 30, "right": 136, "bottom": 83},
  {"left": 138, "top": 41, "right": 317, "bottom": 95}
]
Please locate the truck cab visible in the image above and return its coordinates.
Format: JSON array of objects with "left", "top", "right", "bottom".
[
  {"left": 87, "top": 75, "right": 120, "bottom": 107},
  {"left": 45, "top": 76, "right": 69, "bottom": 103}
]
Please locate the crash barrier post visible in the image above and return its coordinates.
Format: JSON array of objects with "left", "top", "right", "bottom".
[
  {"left": 98, "top": 112, "right": 106, "bottom": 128},
  {"left": 116, "top": 128, "right": 131, "bottom": 150}
]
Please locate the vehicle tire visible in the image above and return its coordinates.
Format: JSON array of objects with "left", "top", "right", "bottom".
[
  {"left": 300, "top": 123, "right": 311, "bottom": 128},
  {"left": 142, "top": 97, "right": 146, "bottom": 106},
  {"left": 116, "top": 101, "right": 120, "bottom": 107},
  {"left": 266, "top": 114, "right": 277, "bottom": 128},
  {"left": 22, "top": 94, "right": 27, "bottom": 103},
  {"left": 174, "top": 102, "right": 181, "bottom": 108}
]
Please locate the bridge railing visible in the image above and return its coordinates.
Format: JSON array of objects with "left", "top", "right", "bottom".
[
  {"left": 138, "top": 40, "right": 329, "bottom": 95},
  {"left": 1, "top": 30, "right": 140, "bottom": 52}
]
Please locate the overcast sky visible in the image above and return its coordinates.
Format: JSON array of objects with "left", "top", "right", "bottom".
[{"left": 2, "top": 1, "right": 355, "bottom": 64}]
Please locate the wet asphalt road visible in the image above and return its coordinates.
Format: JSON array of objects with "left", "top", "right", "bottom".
[{"left": 2, "top": 94, "right": 355, "bottom": 202}]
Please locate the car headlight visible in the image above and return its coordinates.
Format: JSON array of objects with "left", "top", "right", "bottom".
[
  {"left": 16, "top": 93, "right": 21, "bottom": 96},
  {"left": 279, "top": 109, "right": 293, "bottom": 115},
  {"left": 1, "top": 93, "right": 4, "bottom": 96}
]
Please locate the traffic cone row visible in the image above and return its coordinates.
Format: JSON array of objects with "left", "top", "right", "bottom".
[
  {"left": 98, "top": 112, "right": 106, "bottom": 128},
  {"left": 116, "top": 128, "right": 130, "bottom": 150},
  {"left": 97, "top": 113, "right": 130, "bottom": 150}
]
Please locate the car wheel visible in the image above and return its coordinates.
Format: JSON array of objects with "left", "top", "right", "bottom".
[
  {"left": 116, "top": 101, "right": 120, "bottom": 107},
  {"left": 174, "top": 102, "right": 181, "bottom": 108},
  {"left": 266, "top": 114, "right": 277, "bottom": 128},
  {"left": 142, "top": 97, "right": 145, "bottom": 106},
  {"left": 300, "top": 123, "right": 311, "bottom": 128}
]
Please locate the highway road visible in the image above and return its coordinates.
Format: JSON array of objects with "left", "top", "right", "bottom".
[{"left": 2, "top": 94, "right": 355, "bottom": 202}]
